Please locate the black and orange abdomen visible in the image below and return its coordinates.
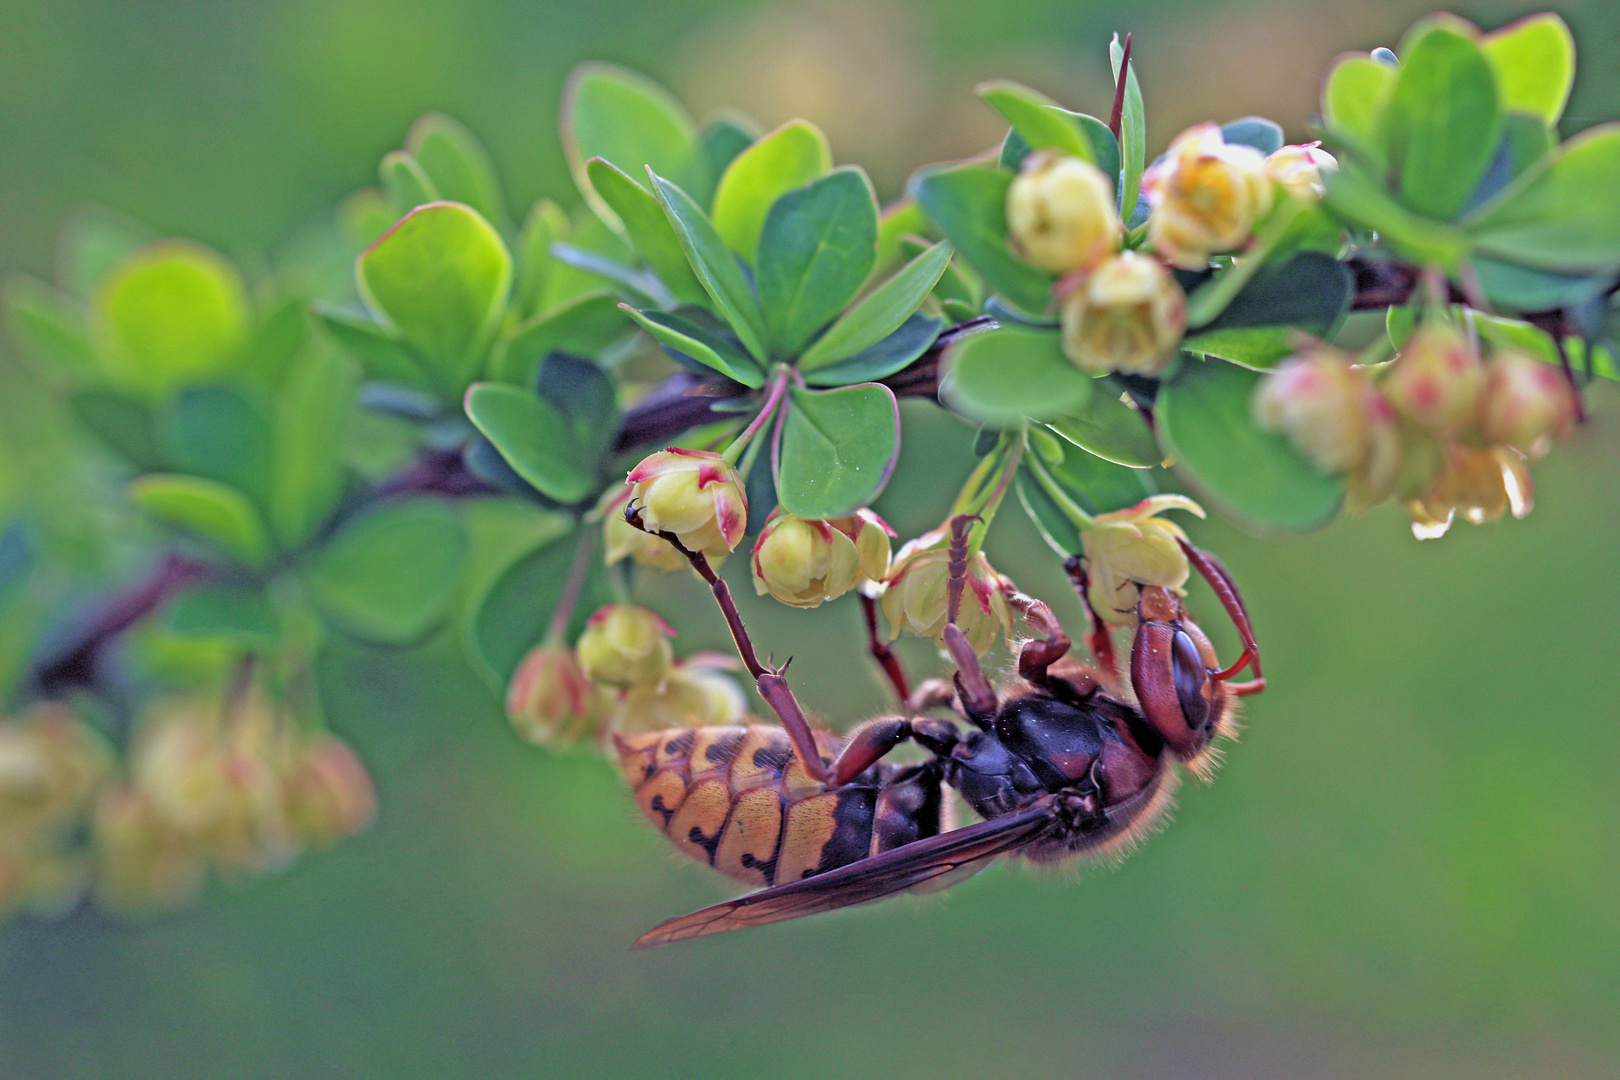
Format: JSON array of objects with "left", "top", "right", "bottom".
[{"left": 613, "top": 723, "right": 946, "bottom": 888}]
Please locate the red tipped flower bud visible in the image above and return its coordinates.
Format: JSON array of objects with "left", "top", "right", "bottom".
[
  {"left": 1006, "top": 151, "right": 1123, "bottom": 274},
  {"left": 1265, "top": 142, "right": 1336, "bottom": 202},
  {"left": 751, "top": 509, "right": 893, "bottom": 608},
  {"left": 282, "top": 735, "right": 378, "bottom": 845},
  {"left": 625, "top": 448, "right": 747, "bottom": 560},
  {"left": 1479, "top": 352, "right": 1577, "bottom": 456},
  {"left": 1080, "top": 495, "right": 1205, "bottom": 625},
  {"left": 1253, "top": 346, "right": 1371, "bottom": 474},
  {"left": 881, "top": 527, "right": 1012, "bottom": 656},
  {"left": 612, "top": 655, "right": 747, "bottom": 735},
  {"left": 506, "top": 644, "right": 612, "bottom": 745},
  {"left": 575, "top": 605, "right": 674, "bottom": 688},
  {"left": 1384, "top": 320, "right": 1485, "bottom": 436}
]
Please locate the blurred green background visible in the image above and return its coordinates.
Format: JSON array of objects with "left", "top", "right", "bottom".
[{"left": 3, "top": 0, "right": 1619, "bottom": 1077}]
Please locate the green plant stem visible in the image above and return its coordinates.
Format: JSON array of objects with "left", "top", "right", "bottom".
[
  {"left": 1025, "top": 451, "right": 1096, "bottom": 531},
  {"left": 721, "top": 368, "right": 788, "bottom": 467},
  {"left": 950, "top": 429, "right": 1026, "bottom": 551},
  {"left": 544, "top": 527, "right": 596, "bottom": 647},
  {"left": 1186, "top": 198, "right": 1309, "bottom": 328}
]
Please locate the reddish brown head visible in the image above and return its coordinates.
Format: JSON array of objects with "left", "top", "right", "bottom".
[{"left": 1128, "top": 586, "right": 1230, "bottom": 762}]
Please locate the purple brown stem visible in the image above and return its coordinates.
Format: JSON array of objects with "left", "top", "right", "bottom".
[{"left": 1108, "top": 33, "right": 1132, "bottom": 142}]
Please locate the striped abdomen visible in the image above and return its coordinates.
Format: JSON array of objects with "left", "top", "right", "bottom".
[{"left": 613, "top": 724, "right": 947, "bottom": 889}]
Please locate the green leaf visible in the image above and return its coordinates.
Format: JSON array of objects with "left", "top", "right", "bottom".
[
  {"left": 3, "top": 276, "right": 95, "bottom": 375},
  {"left": 1045, "top": 389, "right": 1160, "bottom": 468},
  {"left": 709, "top": 120, "right": 832, "bottom": 263},
  {"left": 165, "top": 581, "right": 278, "bottom": 650},
  {"left": 1321, "top": 164, "right": 1469, "bottom": 266},
  {"left": 1468, "top": 259, "right": 1611, "bottom": 311},
  {"left": 1155, "top": 357, "right": 1342, "bottom": 532},
  {"left": 939, "top": 326, "right": 1093, "bottom": 427},
  {"left": 357, "top": 201, "right": 512, "bottom": 390},
  {"left": 620, "top": 306, "right": 764, "bottom": 387},
  {"left": 464, "top": 383, "right": 595, "bottom": 503},
  {"left": 1221, "top": 117, "right": 1284, "bottom": 156},
  {"left": 647, "top": 171, "right": 769, "bottom": 362},
  {"left": 466, "top": 526, "right": 609, "bottom": 690},
  {"left": 1040, "top": 437, "right": 1154, "bottom": 515},
  {"left": 57, "top": 204, "right": 154, "bottom": 299},
  {"left": 802, "top": 314, "right": 940, "bottom": 388},
  {"left": 696, "top": 115, "right": 758, "bottom": 205},
  {"left": 1015, "top": 471, "right": 1084, "bottom": 556},
  {"left": 777, "top": 383, "right": 900, "bottom": 518},
  {"left": 406, "top": 113, "right": 507, "bottom": 227},
  {"left": 584, "top": 157, "right": 707, "bottom": 307},
  {"left": 303, "top": 499, "right": 466, "bottom": 645},
  {"left": 976, "top": 80, "right": 1095, "bottom": 163},
  {"left": 380, "top": 150, "right": 441, "bottom": 217},
  {"left": 536, "top": 353, "right": 617, "bottom": 466},
  {"left": 129, "top": 474, "right": 271, "bottom": 566},
  {"left": 159, "top": 384, "right": 273, "bottom": 508},
  {"left": 910, "top": 164, "right": 1054, "bottom": 316},
  {"left": 313, "top": 305, "right": 431, "bottom": 393},
  {"left": 800, "top": 240, "right": 954, "bottom": 371},
  {"left": 516, "top": 198, "right": 571, "bottom": 317},
  {"left": 1180, "top": 326, "right": 1293, "bottom": 370},
  {"left": 563, "top": 62, "right": 704, "bottom": 224},
  {"left": 1382, "top": 19, "right": 1502, "bottom": 220},
  {"left": 1464, "top": 125, "right": 1620, "bottom": 273},
  {"left": 491, "top": 292, "right": 629, "bottom": 385},
  {"left": 1481, "top": 13, "right": 1574, "bottom": 126},
  {"left": 68, "top": 389, "right": 162, "bottom": 468},
  {"left": 874, "top": 198, "right": 933, "bottom": 280},
  {"left": 1322, "top": 55, "right": 1396, "bottom": 166},
  {"left": 1109, "top": 35, "right": 1146, "bottom": 225},
  {"left": 1187, "top": 251, "right": 1354, "bottom": 344},
  {"left": 757, "top": 168, "right": 879, "bottom": 358},
  {"left": 93, "top": 241, "right": 250, "bottom": 397},
  {"left": 271, "top": 349, "right": 358, "bottom": 549},
  {"left": 241, "top": 295, "right": 310, "bottom": 387}
]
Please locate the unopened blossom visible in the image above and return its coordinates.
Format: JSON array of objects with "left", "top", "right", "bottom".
[
  {"left": 1059, "top": 250, "right": 1187, "bottom": 376},
  {"left": 1479, "top": 352, "right": 1578, "bottom": 456},
  {"left": 130, "top": 708, "right": 228, "bottom": 834},
  {"left": 1264, "top": 142, "right": 1336, "bottom": 201},
  {"left": 575, "top": 605, "right": 674, "bottom": 688},
  {"left": 1405, "top": 444, "right": 1533, "bottom": 540},
  {"left": 600, "top": 487, "right": 689, "bottom": 573},
  {"left": 92, "top": 784, "right": 205, "bottom": 914},
  {"left": 612, "top": 656, "right": 747, "bottom": 735},
  {"left": 282, "top": 735, "right": 378, "bottom": 845},
  {"left": 625, "top": 448, "right": 747, "bottom": 560},
  {"left": 1081, "top": 495, "right": 1206, "bottom": 625},
  {"left": 507, "top": 643, "right": 613, "bottom": 745},
  {"left": 881, "top": 528, "right": 1012, "bottom": 656},
  {"left": 751, "top": 509, "right": 893, "bottom": 608},
  {"left": 1344, "top": 385, "right": 1406, "bottom": 512},
  {"left": 1006, "top": 151, "right": 1123, "bottom": 274},
  {"left": 1384, "top": 320, "right": 1485, "bottom": 436},
  {"left": 1144, "top": 123, "right": 1274, "bottom": 269},
  {"left": 1252, "top": 346, "right": 1371, "bottom": 473}
]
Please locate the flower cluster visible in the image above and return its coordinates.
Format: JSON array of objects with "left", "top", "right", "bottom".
[
  {"left": 0, "top": 694, "right": 375, "bottom": 920},
  {"left": 880, "top": 525, "right": 1014, "bottom": 656},
  {"left": 1254, "top": 324, "right": 1577, "bottom": 537},
  {"left": 751, "top": 509, "right": 892, "bottom": 608},
  {"left": 1006, "top": 125, "right": 1335, "bottom": 381}
]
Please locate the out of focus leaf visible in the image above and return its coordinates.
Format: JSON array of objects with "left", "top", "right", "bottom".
[
  {"left": 406, "top": 113, "right": 508, "bottom": 227},
  {"left": 159, "top": 384, "right": 273, "bottom": 508},
  {"left": 940, "top": 325, "right": 1092, "bottom": 427},
  {"left": 67, "top": 389, "right": 162, "bottom": 469},
  {"left": 57, "top": 204, "right": 155, "bottom": 299},
  {"left": 464, "top": 383, "right": 594, "bottom": 503},
  {"left": 1465, "top": 125, "right": 1620, "bottom": 272},
  {"left": 1222, "top": 117, "right": 1284, "bottom": 156},
  {"left": 303, "top": 499, "right": 466, "bottom": 645},
  {"left": 1109, "top": 34, "right": 1146, "bottom": 225},
  {"left": 563, "top": 62, "right": 704, "bottom": 223},
  {"left": 977, "top": 80, "right": 1095, "bottom": 163},
  {"left": 777, "top": 383, "right": 900, "bottom": 518},
  {"left": 492, "top": 292, "right": 629, "bottom": 386},
  {"left": 466, "top": 525, "right": 609, "bottom": 691},
  {"left": 165, "top": 581, "right": 278, "bottom": 650},
  {"left": 1382, "top": 18, "right": 1501, "bottom": 220},
  {"left": 709, "top": 120, "right": 832, "bottom": 263},
  {"left": 380, "top": 151, "right": 441, "bottom": 217},
  {"left": 697, "top": 115, "right": 757, "bottom": 206},
  {"left": 271, "top": 349, "right": 358, "bottom": 549},
  {"left": 3, "top": 276, "right": 95, "bottom": 375},
  {"left": 910, "top": 163, "right": 1053, "bottom": 316},
  {"left": 1481, "top": 13, "right": 1574, "bottom": 125},
  {"left": 1321, "top": 55, "right": 1396, "bottom": 166},
  {"left": 129, "top": 474, "right": 271, "bottom": 566},
  {"left": 1045, "top": 388, "right": 1159, "bottom": 467},
  {"left": 313, "top": 306, "right": 432, "bottom": 394},
  {"left": 516, "top": 198, "right": 571, "bottom": 318}
]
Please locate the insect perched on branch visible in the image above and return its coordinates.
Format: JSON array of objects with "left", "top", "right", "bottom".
[{"left": 614, "top": 509, "right": 1263, "bottom": 948}]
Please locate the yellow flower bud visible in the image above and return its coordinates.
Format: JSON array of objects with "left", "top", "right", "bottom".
[
  {"left": 204, "top": 747, "right": 296, "bottom": 874},
  {"left": 613, "top": 656, "right": 747, "bottom": 735},
  {"left": 282, "top": 735, "right": 377, "bottom": 845},
  {"left": 1059, "top": 250, "right": 1187, "bottom": 376},
  {"left": 1144, "top": 123, "right": 1273, "bottom": 269},
  {"left": 1080, "top": 495, "right": 1206, "bottom": 625},
  {"left": 1006, "top": 151, "right": 1123, "bottom": 274},
  {"left": 1252, "top": 346, "right": 1371, "bottom": 473},
  {"left": 881, "top": 528, "right": 1012, "bottom": 656},
  {"left": 1405, "top": 444, "right": 1533, "bottom": 539},
  {"left": 506, "top": 643, "right": 612, "bottom": 745},
  {"left": 750, "top": 509, "right": 892, "bottom": 608},
  {"left": 92, "top": 784, "right": 206, "bottom": 914},
  {"left": 600, "top": 487, "right": 691, "bottom": 573},
  {"left": 131, "top": 707, "right": 228, "bottom": 834},
  {"left": 1264, "top": 142, "right": 1336, "bottom": 202},
  {"left": 1384, "top": 320, "right": 1485, "bottom": 436},
  {"left": 625, "top": 448, "right": 748, "bottom": 559},
  {"left": 1479, "top": 352, "right": 1577, "bottom": 456},
  {"left": 1344, "top": 387, "right": 1405, "bottom": 512},
  {"left": 575, "top": 604, "right": 674, "bottom": 688}
]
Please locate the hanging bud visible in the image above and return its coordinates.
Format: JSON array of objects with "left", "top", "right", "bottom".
[
  {"left": 1479, "top": 352, "right": 1578, "bottom": 456},
  {"left": 282, "top": 735, "right": 378, "bottom": 846},
  {"left": 575, "top": 604, "right": 675, "bottom": 688},
  {"left": 1405, "top": 444, "right": 1534, "bottom": 540},
  {"left": 130, "top": 707, "right": 228, "bottom": 834},
  {"left": 92, "top": 784, "right": 206, "bottom": 915},
  {"left": 204, "top": 748, "right": 297, "bottom": 875},
  {"left": 1383, "top": 320, "right": 1485, "bottom": 436},
  {"left": 600, "top": 486, "right": 691, "bottom": 573},
  {"left": 1144, "top": 123, "right": 1274, "bottom": 269},
  {"left": 1059, "top": 250, "right": 1187, "bottom": 376},
  {"left": 1006, "top": 151, "right": 1123, "bottom": 274},
  {"left": 750, "top": 509, "right": 893, "bottom": 608},
  {"left": 881, "top": 528, "right": 1012, "bottom": 656},
  {"left": 1264, "top": 142, "right": 1336, "bottom": 202},
  {"left": 506, "top": 643, "right": 612, "bottom": 745},
  {"left": 1252, "top": 345, "right": 1370, "bottom": 473},
  {"left": 625, "top": 448, "right": 748, "bottom": 560},
  {"left": 1344, "top": 387, "right": 1405, "bottom": 512},
  {"left": 613, "top": 655, "right": 748, "bottom": 735},
  {"left": 1081, "top": 495, "right": 1206, "bottom": 625}
]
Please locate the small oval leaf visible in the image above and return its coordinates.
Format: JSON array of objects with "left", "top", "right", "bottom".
[{"left": 777, "top": 383, "right": 900, "bottom": 518}]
